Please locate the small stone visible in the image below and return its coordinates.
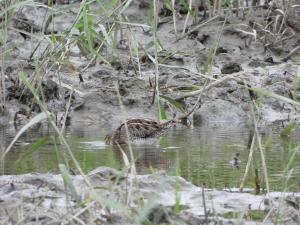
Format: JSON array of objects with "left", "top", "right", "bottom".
[{"left": 221, "top": 62, "right": 242, "bottom": 74}]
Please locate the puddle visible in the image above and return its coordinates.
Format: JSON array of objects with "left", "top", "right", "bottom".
[
  {"left": 1, "top": 123, "right": 300, "bottom": 191},
  {"left": 80, "top": 141, "right": 107, "bottom": 150}
]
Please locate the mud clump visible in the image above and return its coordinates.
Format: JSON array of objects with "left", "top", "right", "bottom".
[
  {"left": 221, "top": 62, "right": 242, "bottom": 74},
  {"left": 0, "top": 167, "right": 299, "bottom": 225},
  {"left": 1, "top": 0, "right": 300, "bottom": 129}
]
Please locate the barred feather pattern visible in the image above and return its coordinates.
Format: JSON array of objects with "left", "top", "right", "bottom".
[{"left": 105, "top": 118, "right": 176, "bottom": 145}]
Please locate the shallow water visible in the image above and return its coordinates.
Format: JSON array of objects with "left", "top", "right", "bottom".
[{"left": 1, "top": 122, "right": 300, "bottom": 191}]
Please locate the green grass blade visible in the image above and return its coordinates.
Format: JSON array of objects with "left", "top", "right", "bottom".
[
  {"left": 159, "top": 100, "right": 167, "bottom": 120},
  {"left": 285, "top": 145, "right": 299, "bottom": 173},
  {"left": 99, "top": 0, "right": 119, "bottom": 15},
  {"left": 2, "top": 112, "right": 50, "bottom": 160},
  {"left": 59, "top": 164, "right": 82, "bottom": 204},
  {"left": 82, "top": 5, "right": 93, "bottom": 53},
  {"left": 119, "top": 0, "right": 133, "bottom": 15},
  {"left": 281, "top": 122, "right": 298, "bottom": 137},
  {"left": 160, "top": 95, "right": 186, "bottom": 113},
  {"left": 14, "top": 138, "right": 48, "bottom": 166},
  {"left": 250, "top": 87, "right": 300, "bottom": 106},
  {"left": 19, "top": 71, "right": 43, "bottom": 106},
  {"left": 21, "top": 138, "right": 47, "bottom": 158}
]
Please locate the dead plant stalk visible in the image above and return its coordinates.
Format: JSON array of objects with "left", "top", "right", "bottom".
[
  {"left": 240, "top": 134, "right": 256, "bottom": 191},
  {"left": 249, "top": 99, "right": 270, "bottom": 193},
  {"left": 182, "top": 0, "right": 193, "bottom": 35},
  {"left": 116, "top": 86, "right": 136, "bottom": 205}
]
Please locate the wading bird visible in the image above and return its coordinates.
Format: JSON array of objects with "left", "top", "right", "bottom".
[{"left": 105, "top": 118, "right": 177, "bottom": 145}]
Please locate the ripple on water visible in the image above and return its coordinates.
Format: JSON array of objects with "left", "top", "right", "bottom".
[
  {"left": 80, "top": 141, "right": 107, "bottom": 150},
  {"left": 1, "top": 123, "right": 300, "bottom": 191}
]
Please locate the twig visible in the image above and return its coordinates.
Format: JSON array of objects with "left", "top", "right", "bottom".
[
  {"left": 182, "top": 0, "right": 193, "bottom": 35},
  {"left": 51, "top": 77, "right": 85, "bottom": 96},
  {"left": 60, "top": 87, "right": 73, "bottom": 133},
  {"left": 175, "top": 15, "right": 220, "bottom": 42},
  {"left": 176, "top": 74, "right": 242, "bottom": 101},
  {"left": 115, "top": 85, "right": 136, "bottom": 205},
  {"left": 249, "top": 98, "right": 270, "bottom": 193},
  {"left": 68, "top": 216, "right": 85, "bottom": 225},
  {"left": 15, "top": 198, "right": 44, "bottom": 225},
  {"left": 223, "top": 4, "right": 268, "bottom": 13},
  {"left": 62, "top": 202, "right": 94, "bottom": 225},
  {"left": 29, "top": 41, "right": 42, "bottom": 60},
  {"left": 171, "top": 0, "right": 177, "bottom": 35},
  {"left": 240, "top": 133, "right": 256, "bottom": 192},
  {"left": 281, "top": 45, "right": 300, "bottom": 62},
  {"left": 264, "top": 34, "right": 296, "bottom": 47},
  {"left": 178, "top": 79, "right": 207, "bottom": 120}
]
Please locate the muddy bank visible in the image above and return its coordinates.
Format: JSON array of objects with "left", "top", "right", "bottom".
[
  {"left": 0, "top": 1, "right": 300, "bottom": 130},
  {"left": 1, "top": 2, "right": 300, "bottom": 224},
  {"left": 0, "top": 167, "right": 299, "bottom": 225}
]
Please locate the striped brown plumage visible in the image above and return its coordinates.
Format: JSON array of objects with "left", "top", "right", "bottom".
[{"left": 105, "top": 118, "right": 176, "bottom": 145}]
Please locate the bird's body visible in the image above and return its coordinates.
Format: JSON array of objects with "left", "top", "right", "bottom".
[{"left": 105, "top": 118, "right": 176, "bottom": 145}]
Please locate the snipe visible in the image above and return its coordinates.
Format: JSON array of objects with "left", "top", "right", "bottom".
[{"left": 105, "top": 118, "right": 177, "bottom": 145}]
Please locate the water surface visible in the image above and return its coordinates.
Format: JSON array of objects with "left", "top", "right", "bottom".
[{"left": 1, "top": 122, "right": 299, "bottom": 191}]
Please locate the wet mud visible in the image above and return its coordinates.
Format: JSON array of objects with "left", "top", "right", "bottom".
[
  {"left": 0, "top": 167, "right": 299, "bottom": 225},
  {"left": 0, "top": 0, "right": 300, "bottom": 129}
]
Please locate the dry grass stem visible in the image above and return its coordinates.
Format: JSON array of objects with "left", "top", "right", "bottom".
[
  {"left": 249, "top": 99, "right": 270, "bottom": 193},
  {"left": 240, "top": 134, "right": 256, "bottom": 192}
]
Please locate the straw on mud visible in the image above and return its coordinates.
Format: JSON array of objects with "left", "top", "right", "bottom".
[
  {"left": 176, "top": 74, "right": 237, "bottom": 100},
  {"left": 176, "top": 15, "right": 219, "bottom": 41},
  {"left": 281, "top": 45, "right": 300, "bottom": 62},
  {"left": 277, "top": 7, "right": 287, "bottom": 35},
  {"left": 157, "top": 64, "right": 217, "bottom": 80},
  {"left": 265, "top": 34, "right": 296, "bottom": 48},
  {"left": 178, "top": 80, "right": 206, "bottom": 120},
  {"left": 14, "top": 198, "right": 45, "bottom": 225},
  {"left": 60, "top": 87, "right": 73, "bottom": 133},
  {"left": 222, "top": 4, "right": 268, "bottom": 13},
  {"left": 63, "top": 202, "right": 94, "bottom": 224},
  {"left": 69, "top": 216, "right": 85, "bottom": 225}
]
